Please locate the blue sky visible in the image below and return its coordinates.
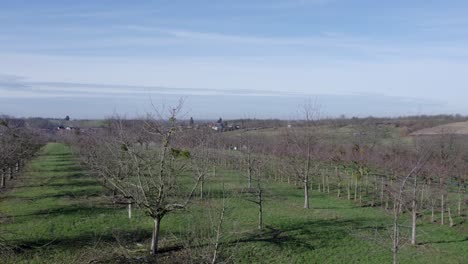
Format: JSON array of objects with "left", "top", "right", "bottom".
[{"left": 1, "top": 0, "right": 468, "bottom": 119}]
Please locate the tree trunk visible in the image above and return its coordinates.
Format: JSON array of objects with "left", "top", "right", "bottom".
[
  {"left": 365, "top": 173, "right": 369, "bottom": 195},
  {"left": 247, "top": 168, "right": 252, "bottom": 189},
  {"left": 420, "top": 184, "right": 425, "bottom": 208},
  {"left": 200, "top": 174, "right": 204, "bottom": 199},
  {"left": 411, "top": 198, "right": 417, "bottom": 245},
  {"left": 381, "top": 177, "right": 384, "bottom": 207},
  {"left": 441, "top": 194, "right": 445, "bottom": 225},
  {"left": 322, "top": 173, "right": 325, "bottom": 193},
  {"left": 372, "top": 175, "right": 379, "bottom": 207},
  {"left": 393, "top": 243, "right": 398, "bottom": 264},
  {"left": 387, "top": 178, "right": 394, "bottom": 211},
  {"left": 0, "top": 170, "right": 5, "bottom": 189},
  {"left": 458, "top": 186, "right": 462, "bottom": 217},
  {"left": 337, "top": 181, "right": 341, "bottom": 198},
  {"left": 258, "top": 190, "right": 263, "bottom": 230},
  {"left": 335, "top": 167, "right": 340, "bottom": 198},
  {"left": 411, "top": 175, "right": 417, "bottom": 246},
  {"left": 127, "top": 203, "right": 132, "bottom": 219},
  {"left": 392, "top": 199, "right": 400, "bottom": 264},
  {"left": 150, "top": 216, "right": 162, "bottom": 256},
  {"left": 359, "top": 183, "right": 362, "bottom": 205},
  {"left": 247, "top": 153, "right": 252, "bottom": 188},
  {"left": 448, "top": 206, "right": 454, "bottom": 227},
  {"left": 347, "top": 175, "right": 351, "bottom": 200},
  {"left": 431, "top": 199, "right": 435, "bottom": 223},
  {"left": 354, "top": 177, "right": 358, "bottom": 201},
  {"left": 304, "top": 178, "right": 310, "bottom": 209},
  {"left": 304, "top": 143, "right": 311, "bottom": 209},
  {"left": 212, "top": 197, "right": 226, "bottom": 264}
]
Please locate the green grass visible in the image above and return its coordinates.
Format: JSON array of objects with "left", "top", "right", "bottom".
[
  {"left": 0, "top": 143, "right": 153, "bottom": 263},
  {"left": 0, "top": 143, "right": 466, "bottom": 263}
]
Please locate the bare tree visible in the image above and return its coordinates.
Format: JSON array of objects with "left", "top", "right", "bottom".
[
  {"left": 73, "top": 102, "right": 204, "bottom": 257},
  {"left": 211, "top": 178, "right": 227, "bottom": 264},
  {"left": 0, "top": 117, "right": 43, "bottom": 190},
  {"left": 385, "top": 146, "right": 431, "bottom": 264},
  {"left": 280, "top": 100, "right": 321, "bottom": 209},
  {"left": 243, "top": 157, "right": 267, "bottom": 230},
  {"left": 189, "top": 130, "right": 216, "bottom": 199}
]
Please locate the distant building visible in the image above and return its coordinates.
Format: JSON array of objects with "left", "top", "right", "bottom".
[
  {"left": 57, "top": 126, "right": 79, "bottom": 132},
  {"left": 211, "top": 123, "right": 224, "bottom": 131},
  {"left": 210, "top": 119, "right": 240, "bottom": 132},
  {"left": 353, "top": 131, "right": 367, "bottom": 137}
]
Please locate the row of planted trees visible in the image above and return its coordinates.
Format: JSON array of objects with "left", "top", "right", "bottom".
[
  {"left": 0, "top": 117, "right": 44, "bottom": 190},
  {"left": 191, "top": 110, "right": 467, "bottom": 264},
  {"left": 63, "top": 103, "right": 466, "bottom": 264},
  {"left": 0, "top": 116, "right": 45, "bottom": 252},
  {"left": 220, "top": 123, "right": 467, "bottom": 264}
]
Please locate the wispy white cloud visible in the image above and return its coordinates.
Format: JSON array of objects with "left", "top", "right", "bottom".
[
  {"left": 0, "top": 74, "right": 447, "bottom": 119},
  {"left": 5, "top": 20, "right": 468, "bottom": 60},
  {"left": 255, "top": 0, "right": 336, "bottom": 9},
  {"left": 0, "top": 75, "right": 308, "bottom": 99},
  {"left": 52, "top": 25, "right": 457, "bottom": 62},
  {"left": 213, "top": 0, "right": 336, "bottom": 10}
]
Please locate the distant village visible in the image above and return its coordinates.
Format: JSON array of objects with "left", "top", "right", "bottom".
[
  {"left": 54, "top": 116, "right": 245, "bottom": 134},
  {"left": 208, "top": 118, "right": 241, "bottom": 132}
]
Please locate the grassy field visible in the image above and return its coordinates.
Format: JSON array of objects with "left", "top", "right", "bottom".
[{"left": 0, "top": 143, "right": 466, "bottom": 263}]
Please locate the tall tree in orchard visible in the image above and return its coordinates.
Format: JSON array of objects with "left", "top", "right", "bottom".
[{"left": 77, "top": 102, "right": 204, "bottom": 257}]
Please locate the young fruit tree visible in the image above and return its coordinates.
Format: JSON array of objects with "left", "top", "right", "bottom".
[
  {"left": 382, "top": 144, "right": 432, "bottom": 264},
  {"left": 280, "top": 101, "right": 321, "bottom": 209},
  {"left": 76, "top": 103, "right": 204, "bottom": 257}
]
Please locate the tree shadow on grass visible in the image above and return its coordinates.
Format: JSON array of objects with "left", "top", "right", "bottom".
[
  {"left": 5, "top": 205, "right": 118, "bottom": 219},
  {"left": 34, "top": 166, "right": 84, "bottom": 173},
  {"left": 4, "top": 178, "right": 101, "bottom": 201},
  {"left": 4, "top": 215, "right": 390, "bottom": 262},
  {"left": 29, "top": 187, "right": 102, "bottom": 200},
  {"left": 158, "top": 218, "right": 383, "bottom": 257},
  {"left": 311, "top": 206, "right": 362, "bottom": 210},
  {"left": 11, "top": 228, "right": 151, "bottom": 253},
  {"left": 231, "top": 218, "right": 368, "bottom": 250},
  {"left": 61, "top": 172, "right": 92, "bottom": 179},
  {"left": 418, "top": 237, "right": 468, "bottom": 245},
  {"left": 12, "top": 181, "right": 98, "bottom": 189},
  {"left": 44, "top": 153, "right": 73, "bottom": 157},
  {"left": 39, "top": 159, "right": 75, "bottom": 165}
]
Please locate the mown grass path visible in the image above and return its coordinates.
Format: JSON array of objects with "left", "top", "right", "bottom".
[{"left": 0, "top": 143, "right": 149, "bottom": 263}]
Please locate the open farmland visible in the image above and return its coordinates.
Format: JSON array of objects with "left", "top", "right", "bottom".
[{"left": 411, "top": 121, "right": 468, "bottom": 136}]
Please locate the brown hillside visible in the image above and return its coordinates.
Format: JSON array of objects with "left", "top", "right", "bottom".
[{"left": 410, "top": 121, "right": 468, "bottom": 135}]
